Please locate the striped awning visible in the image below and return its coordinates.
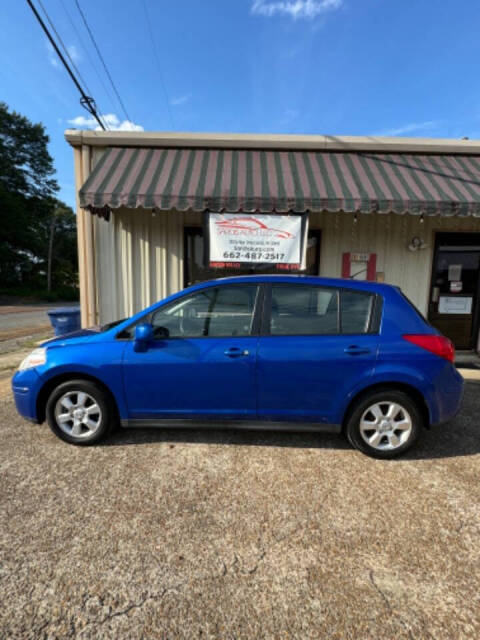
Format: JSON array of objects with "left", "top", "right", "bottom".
[{"left": 79, "top": 146, "right": 480, "bottom": 216}]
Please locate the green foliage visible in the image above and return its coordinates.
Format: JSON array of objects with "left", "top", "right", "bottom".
[
  {"left": 0, "top": 102, "right": 78, "bottom": 296},
  {"left": 0, "top": 286, "right": 79, "bottom": 302}
]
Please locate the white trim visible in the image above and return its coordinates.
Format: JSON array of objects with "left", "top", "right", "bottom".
[{"left": 64, "top": 130, "right": 480, "bottom": 154}]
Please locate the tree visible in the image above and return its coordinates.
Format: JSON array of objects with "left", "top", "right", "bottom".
[
  {"left": 0, "top": 102, "right": 78, "bottom": 296},
  {"left": 45, "top": 200, "right": 78, "bottom": 292}
]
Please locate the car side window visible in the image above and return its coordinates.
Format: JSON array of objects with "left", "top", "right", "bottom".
[
  {"left": 150, "top": 285, "right": 259, "bottom": 338},
  {"left": 269, "top": 285, "right": 339, "bottom": 335},
  {"left": 340, "top": 289, "right": 374, "bottom": 334}
]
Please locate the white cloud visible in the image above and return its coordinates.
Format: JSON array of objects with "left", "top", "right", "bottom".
[
  {"left": 46, "top": 41, "right": 59, "bottom": 67},
  {"left": 281, "top": 108, "right": 300, "bottom": 123},
  {"left": 251, "top": 0, "right": 342, "bottom": 19},
  {"left": 282, "top": 46, "right": 302, "bottom": 59},
  {"left": 67, "top": 44, "right": 81, "bottom": 63},
  {"left": 171, "top": 94, "right": 191, "bottom": 106},
  {"left": 67, "top": 113, "right": 144, "bottom": 132},
  {"left": 67, "top": 115, "right": 98, "bottom": 127},
  {"left": 46, "top": 41, "right": 81, "bottom": 67},
  {"left": 374, "top": 120, "right": 442, "bottom": 137}
]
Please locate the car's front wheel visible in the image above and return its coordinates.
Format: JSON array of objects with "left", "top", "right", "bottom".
[
  {"left": 46, "top": 379, "right": 113, "bottom": 445},
  {"left": 345, "top": 390, "right": 423, "bottom": 459}
]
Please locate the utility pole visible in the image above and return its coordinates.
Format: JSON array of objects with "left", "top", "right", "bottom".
[{"left": 47, "top": 213, "right": 56, "bottom": 293}]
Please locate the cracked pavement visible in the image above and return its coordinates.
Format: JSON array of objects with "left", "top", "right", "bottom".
[{"left": 0, "top": 383, "right": 479, "bottom": 639}]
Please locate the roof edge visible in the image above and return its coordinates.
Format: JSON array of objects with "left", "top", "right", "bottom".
[{"left": 64, "top": 129, "right": 480, "bottom": 154}]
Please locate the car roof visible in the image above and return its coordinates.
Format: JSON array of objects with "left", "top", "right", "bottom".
[{"left": 196, "top": 274, "right": 397, "bottom": 294}]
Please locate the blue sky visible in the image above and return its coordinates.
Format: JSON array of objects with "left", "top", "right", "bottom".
[{"left": 2, "top": 0, "right": 480, "bottom": 208}]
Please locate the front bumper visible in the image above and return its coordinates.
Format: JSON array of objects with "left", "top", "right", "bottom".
[{"left": 11, "top": 369, "right": 41, "bottom": 423}]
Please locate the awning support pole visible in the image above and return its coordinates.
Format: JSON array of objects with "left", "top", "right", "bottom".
[
  {"left": 81, "top": 145, "right": 97, "bottom": 327},
  {"left": 74, "top": 145, "right": 97, "bottom": 327}
]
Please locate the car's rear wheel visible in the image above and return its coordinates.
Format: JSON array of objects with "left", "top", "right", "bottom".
[
  {"left": 345, "top": 390, "right": 423, "bottom": 459},
  {"left": 46, "top": 379, "right": 113, "bottom": 445}
]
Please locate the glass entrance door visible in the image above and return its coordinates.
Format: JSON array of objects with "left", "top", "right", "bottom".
[{"left": 428, "top": 233, "right": 480, "bottom": 350}]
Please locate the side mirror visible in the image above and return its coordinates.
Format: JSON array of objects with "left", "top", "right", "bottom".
[{"left": 134, "top": 323, "right": 154, "bottom": 352}]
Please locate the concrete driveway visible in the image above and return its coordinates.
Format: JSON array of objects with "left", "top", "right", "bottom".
[{"left": 0, "top": 384, "right": 479, "bottom": 639}]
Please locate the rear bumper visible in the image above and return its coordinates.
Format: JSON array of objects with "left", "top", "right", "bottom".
[{"left": 429, "top": 366, "right": 464, "bottom": 426}]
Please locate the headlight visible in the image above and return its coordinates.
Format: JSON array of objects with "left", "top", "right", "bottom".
[{"left": 18, "top": 348, "right": 47, "bottom": 371}]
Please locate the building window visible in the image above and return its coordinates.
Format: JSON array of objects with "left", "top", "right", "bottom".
[{"left": 184, "top": 227, "right": 321, "bottom": 287}]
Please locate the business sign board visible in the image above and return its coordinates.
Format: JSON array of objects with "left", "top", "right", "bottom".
[{"left": 206, "top": 213, "right": 308, "bottom": 271}]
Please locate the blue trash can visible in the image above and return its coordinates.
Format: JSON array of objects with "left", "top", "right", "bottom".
[{"left": 47, "top": 306, "right": 81, "bottom": 337}]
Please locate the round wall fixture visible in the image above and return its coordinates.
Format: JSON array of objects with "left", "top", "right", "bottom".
[{"left": 408, "top": 236, "right": 428, "bottom": 251}]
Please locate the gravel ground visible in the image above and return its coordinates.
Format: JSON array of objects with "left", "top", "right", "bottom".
[{"left": 0, "top": 385, "right": 479, "bottom": 639}]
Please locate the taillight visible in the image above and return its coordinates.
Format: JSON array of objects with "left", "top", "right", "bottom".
[{"left": 403, "top": 334, "right": 455, "bottom": 362}]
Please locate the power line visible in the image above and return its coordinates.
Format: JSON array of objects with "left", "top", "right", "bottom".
[
  {"left": 58, "top": 0, "right": 117, "bottom": 116},
  {"left": 38, "top": 0, "right": 90, "bottom": 96},
  {"left": 142, "top": 0, "right": 175, "bottom": 129},
  {"left": 74, "top": 0, "right": 131, "bottom": 123},
  {"left": 26, "top": 0, "right": 106, "bottom": 130},
  {"left": 36, "top": 0, "right": 108, "bottom": 130}
]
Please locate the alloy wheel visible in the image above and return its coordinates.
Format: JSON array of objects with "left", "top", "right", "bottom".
[
  {"left": 54, "top": 391, "right": 103, "bottom": 439},
  {"left": 359, "top": 401, "right": 413, "bottom": 451}
]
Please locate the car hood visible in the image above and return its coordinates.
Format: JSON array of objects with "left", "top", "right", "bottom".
[{"left": 41, "top": 327, "right": 101, "bottom": 347}]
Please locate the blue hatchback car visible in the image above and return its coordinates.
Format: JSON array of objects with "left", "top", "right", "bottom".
[{"left": 12, "top": 276, "right": 463, "bottom": 458}]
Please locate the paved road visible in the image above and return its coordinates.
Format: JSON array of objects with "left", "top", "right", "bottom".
[
  {"left": 0, "top": 384, "right": 479, "bottom": 639},
  {"left": 0, "top": 303, "right": 76, "bottom": 333}
]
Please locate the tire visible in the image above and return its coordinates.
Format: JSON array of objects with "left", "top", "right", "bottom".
[
  {"left": 345, "top": 390, "right": 423, "bottom": 459},
  {"left": 46, "top": 379, "right": 114, "bottom": 445}
]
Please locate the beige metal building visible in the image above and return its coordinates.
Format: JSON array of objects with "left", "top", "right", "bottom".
[{"left": 66, "top": 130, "right": 480, "bottom": 351}]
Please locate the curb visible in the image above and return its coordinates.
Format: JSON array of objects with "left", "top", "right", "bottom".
[{"left": 457, "top": 368, "right": 480, "bottom": 381}]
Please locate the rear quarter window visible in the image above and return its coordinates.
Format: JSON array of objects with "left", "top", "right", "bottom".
[
  {"left": 270, "top": 285, "right": 339, "bottom": 335},
  {"left": 340, "top": 289, "right": 375, "bottom": 334},
  {"left": 268, "top": 284, "right": 380, "bottom": 335}
]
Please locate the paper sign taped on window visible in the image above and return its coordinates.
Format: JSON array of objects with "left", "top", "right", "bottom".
[
  {"left": 450, "top": 281, "right": 462, "bottom": 293},
  {"left": 448, "top": 264, "right": 462, "bottom": 281},
  {"left": 438, "top": 296, "right": 472, "bottom": 314}
]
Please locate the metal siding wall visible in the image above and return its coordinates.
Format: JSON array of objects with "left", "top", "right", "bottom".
[
  {"left": 94, "top": 208, "right": 480, "bottom": 324},
  {"left": 94, "top": 208, "right": 197, "bottom": 323},
  {"left": 312, "top": 212, "right": 480, "bottom": 315}
]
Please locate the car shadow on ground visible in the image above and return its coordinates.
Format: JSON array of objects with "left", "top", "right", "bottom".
[
  {"left": 102, "top": 382, "right": 480, "bottom": 461},
  {"left": 105, "top": 425, "right": 351, "bottom": 452},
  {"left": 401, "top": 380, "right": 480, "bottom": 461}
]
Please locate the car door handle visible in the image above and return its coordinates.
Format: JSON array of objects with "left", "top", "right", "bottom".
[
  {"left": 344, "top": 345, "right": 371, "bottom": 355},
  {"left": 224, "top": 347, "right": 250, "bottom": 358}
]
